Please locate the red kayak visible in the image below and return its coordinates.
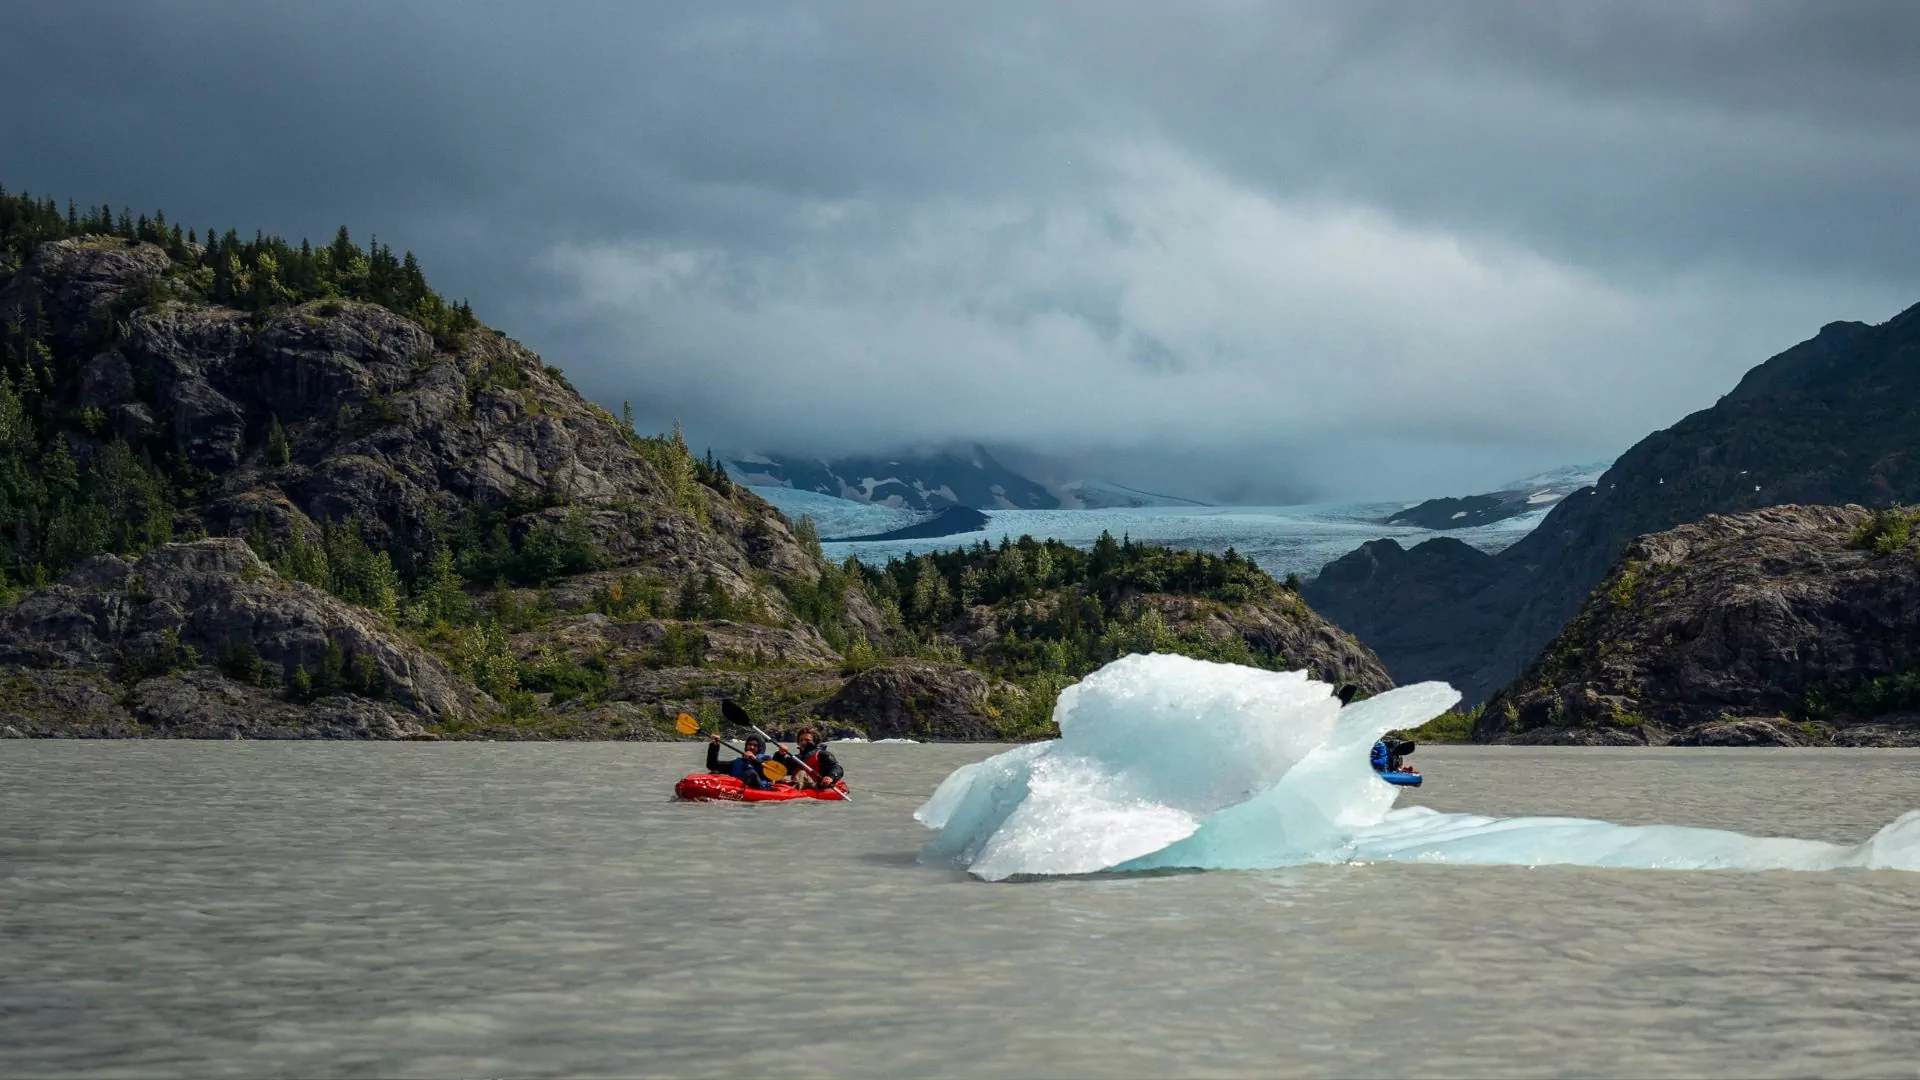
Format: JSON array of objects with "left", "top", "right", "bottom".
[{"left": 674, "top": 773, "right": 848, "bottom": 803}]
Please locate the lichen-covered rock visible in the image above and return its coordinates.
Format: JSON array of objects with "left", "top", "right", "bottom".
[
  {"left": 1476, "top": 505, "right": 1920, "bottom": 746},
  {"left": 0, "top": 669, "right": 143, "bottom": 738},
  {"left": 1671, "top": 718, "right": 1811, "bottom": 747}
]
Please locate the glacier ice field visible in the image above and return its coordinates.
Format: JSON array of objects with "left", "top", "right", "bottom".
[
  {"left": 749, "top": 485, "right": 1557, "bottom": 580},
  {"left": 915, "top": 654, "right": 1920, "bottom": 880}
]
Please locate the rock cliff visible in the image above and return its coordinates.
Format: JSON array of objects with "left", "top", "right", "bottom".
[
  {"left": 1474, "top": 505, "right": 1920, "bottom": 746},
  {"left": 1307, "top": 302, "right": 1920, "bottom": 703}
]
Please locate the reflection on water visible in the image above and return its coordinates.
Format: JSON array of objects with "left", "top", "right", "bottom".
[{"left": 4, "top": 743, "right": 1920, "bottom": 1078}]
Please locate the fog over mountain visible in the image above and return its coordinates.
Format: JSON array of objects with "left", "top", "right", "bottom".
[{"left": 6, "top": 2, "right": 1919, "bottom": 501}]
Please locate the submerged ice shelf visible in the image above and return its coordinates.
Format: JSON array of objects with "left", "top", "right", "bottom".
[{"left": 915, "top": 654, "right": 1920, "bottom": 881}]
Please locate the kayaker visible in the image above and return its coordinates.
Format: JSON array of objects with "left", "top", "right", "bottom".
[
  {"left": 707, "top": 733, "right": 773, "bottom": 790},
  {"left": 1371, "top": 736, "right": 1417, "bottom": 775},
  {"left": 773, "top": 726, "right": 844, "bottom": 790}
]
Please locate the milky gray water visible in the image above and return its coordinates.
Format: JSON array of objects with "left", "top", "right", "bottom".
[{"left": 5, "top": 743, "right": 1920, "bottom": 1078}]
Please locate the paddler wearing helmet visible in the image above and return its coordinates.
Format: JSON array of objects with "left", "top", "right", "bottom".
[{"left": 706, "top": 732, "right": 774, "bottom": 790}]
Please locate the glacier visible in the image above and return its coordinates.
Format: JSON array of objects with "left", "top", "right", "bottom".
[
  {"left": 915, "top": 654, "right": 1920, "bottom": 881},
  {"left": 749, "top": 486, "right": 1559, "bottom": 581}
]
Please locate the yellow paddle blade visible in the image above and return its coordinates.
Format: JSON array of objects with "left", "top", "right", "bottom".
[
  {"left": 761, "top": 759, "right": 789, "bottom": 782},
  {"left": 675, "top": 712, "right": 699, "bottom": 736}
]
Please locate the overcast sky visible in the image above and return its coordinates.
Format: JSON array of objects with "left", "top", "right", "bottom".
[{"left": 5, "top": 1, "right": 1918, "bottom": 501}]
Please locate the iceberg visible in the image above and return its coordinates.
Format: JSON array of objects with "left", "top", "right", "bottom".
[{"left": 916, "top": 653, "right": 1920, "bottom": 880}]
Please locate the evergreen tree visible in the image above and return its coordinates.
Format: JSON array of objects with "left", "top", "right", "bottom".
[
  {"left": 264, "top": 415, "right": 289, "bottom": 466},
  {"left": 288, "top": 664, "right": 314, "bottom": 700}
]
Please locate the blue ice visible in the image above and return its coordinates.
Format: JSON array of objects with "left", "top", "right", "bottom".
[{"left": 915, "top": 654, "right": 1920, "bottom": 881}]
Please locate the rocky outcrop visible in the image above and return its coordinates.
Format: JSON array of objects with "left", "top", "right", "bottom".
[
  {"left": 1474, "top": 505, "right": 1920, "bottom": 746},
  {"left": 818, "top": 661, "right": 1012, "bottom": 740},
  {"left": 0, "top": 539, "right": 482, "bottom": 737},
  {"left": 1148, "top": 592, "right": 1393, "bottom": 695},
  {"left": 5, "top": 238, "right": 832, "bottom": 610},
  {"left": 1309, "top": 302, "right": 1920, "bottom": 703},
  {"left": 0, "top": 237, "right": 173, "bottom": 352},
  {"left": 1670, "top": 718, "right": 1813, "bottom": 748},
  {"left": 0, "top": 669, "right": 145, "bottom": 738}
]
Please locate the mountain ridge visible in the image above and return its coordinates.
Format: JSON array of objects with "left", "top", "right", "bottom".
[
  {"left": 1306, "top": 302, "right": 1920, "bottom": 703},
  {"left": 0, "top": 187, "right": 1391, "bottom": 740}
]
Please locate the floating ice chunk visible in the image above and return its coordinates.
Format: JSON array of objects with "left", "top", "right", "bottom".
[{"left": 917, "top": 653, "right": 1920, "bottom": 880}]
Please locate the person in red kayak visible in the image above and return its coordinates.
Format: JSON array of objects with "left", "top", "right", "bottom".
[
  {"left": 773, "top": 726, "right": 844, "bottom": 791},
  {"left": 706, "top": 733, "right": 773, "bottom": 790}
]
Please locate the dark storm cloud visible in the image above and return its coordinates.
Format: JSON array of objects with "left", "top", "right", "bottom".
[{"left": 4, "top": 1, "right": 1918, "bottom": 500}]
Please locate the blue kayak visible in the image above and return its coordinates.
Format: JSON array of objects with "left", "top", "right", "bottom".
[{"left": 1377, "top": 770, "right": 1422, "bottom": 788}]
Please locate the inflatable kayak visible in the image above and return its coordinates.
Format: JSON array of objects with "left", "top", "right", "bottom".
[
  {"left": 1377, "top": 770, "right": 1423, "bottom": 788},
  {"left": 674, "top": 772, "right": 848, "bottom": 803}
]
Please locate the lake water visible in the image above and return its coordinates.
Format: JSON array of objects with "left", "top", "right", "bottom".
[{"left": 6, "top": 743, "right": 1920, "bottom": 1078}]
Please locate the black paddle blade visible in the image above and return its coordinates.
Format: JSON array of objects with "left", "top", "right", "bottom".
[{"left": 722, "top": 699, "right": 754, "bottom": 728}]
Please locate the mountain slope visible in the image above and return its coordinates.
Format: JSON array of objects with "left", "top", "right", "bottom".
[
  {"left": 1307, "top": 304, "right": 1920, "bottom": 701},
  {"left": 1381, "top": 461, "right": 1610, "bottom": 530},
  {"left": 0, "top": 198, "right": 887, "bottom": 735},
  {"left": 0, "top": 190, "right": 1390, "bottom": 740},
  {"left": 1474, "top": 504, "right": 1920, "bottom": 747}
]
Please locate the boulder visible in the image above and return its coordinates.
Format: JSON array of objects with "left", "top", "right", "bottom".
[
  {"left": 818, "top": 661, "right": 1008, "bottom": 741},
  {"left": 1671, "top": 718, "right": 1811, "bottom": 747}
]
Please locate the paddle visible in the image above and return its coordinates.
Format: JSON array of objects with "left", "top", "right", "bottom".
[
  {"left": 721, "top": 700, "right": 849, "bottom": 800},
  {"left": 674, "top": 711, "right": 790, "bottom": 782}
]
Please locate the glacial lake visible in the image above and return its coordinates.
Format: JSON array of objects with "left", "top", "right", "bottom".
[{"left": 5, "top": 743, "right": 1920, "bottom": 1078}]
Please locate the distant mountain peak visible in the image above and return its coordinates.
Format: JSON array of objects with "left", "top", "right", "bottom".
[
  {"left": 725, "top": 444, "right": 1059, "bottom": 511},
  {"left": 1379, "top": 459, "right": 1613, "bottom": 531}
]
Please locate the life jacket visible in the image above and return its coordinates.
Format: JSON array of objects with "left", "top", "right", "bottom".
[
  {"left": 1369, "top": 740, "right": 1391, "bottom": 772},
  {"left": 798, "top": 747, "right": 841, "bottom": 787}
]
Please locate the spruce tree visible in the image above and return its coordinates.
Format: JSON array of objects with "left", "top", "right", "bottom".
[{"left": 264, "top": 416, "right": 289, "bottom": 467}]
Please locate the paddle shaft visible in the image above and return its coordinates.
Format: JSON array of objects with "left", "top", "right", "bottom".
[{"left": 751, "top": 722, "right": 851, "bottom": 801}]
